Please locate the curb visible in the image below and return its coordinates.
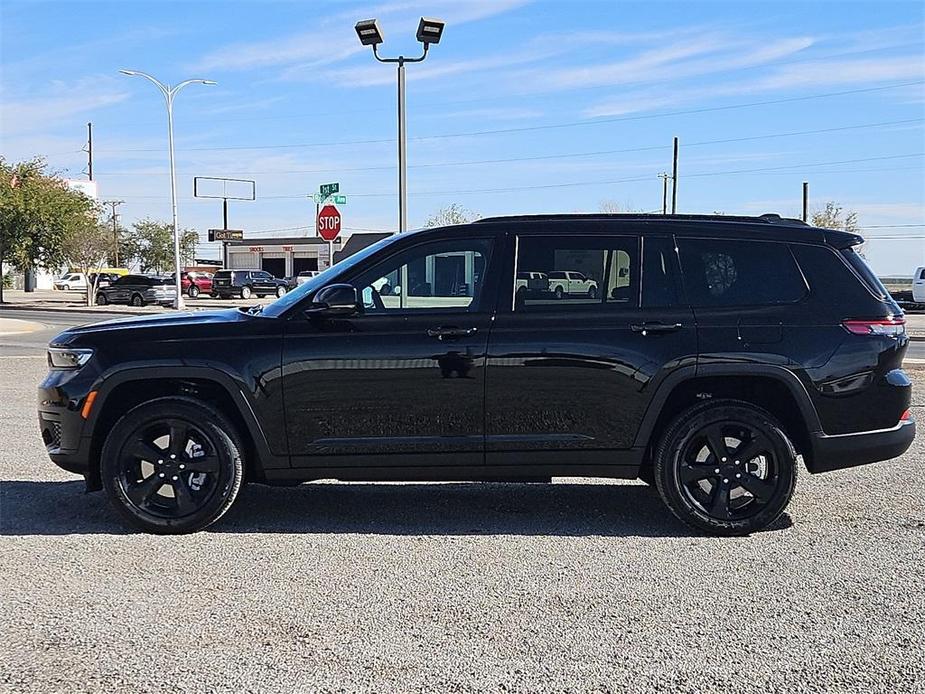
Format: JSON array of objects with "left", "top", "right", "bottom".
[{"left": 0, "top": 304, "right": 143, "bottom": 316}]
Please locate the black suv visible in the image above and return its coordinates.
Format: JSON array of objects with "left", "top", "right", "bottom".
[
  {"left": 39, "top": 214, "right": 914, "bottom": 534},
  {"left": 211, "top": 269, "right": 288, "bottom": 299}
]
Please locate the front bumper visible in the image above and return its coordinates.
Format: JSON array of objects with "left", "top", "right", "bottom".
[
  {"left": 808, "top": 418, "right": 915, "bottom": 473},
  {"left": 38, "top": 365, "right": 96, "bottom": 476}
]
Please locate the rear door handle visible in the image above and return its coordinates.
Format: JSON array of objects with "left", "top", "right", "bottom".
[
  {"left": 631, "top": 322, "right": 683, "bottom": 335},
  {"left": 426, "top": 326, "right": 478, "bottom": 340}
]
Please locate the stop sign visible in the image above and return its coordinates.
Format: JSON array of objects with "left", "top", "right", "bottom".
[{"left": 317, "top": 204, "right": 342, "bottom": 241}]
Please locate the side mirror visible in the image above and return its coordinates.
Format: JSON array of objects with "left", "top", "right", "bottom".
[{"left": 306, "top": 283, "right": 359, "bottom": 317}]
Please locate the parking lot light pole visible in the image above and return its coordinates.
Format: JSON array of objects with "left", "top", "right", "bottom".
[
  {"left": 120, "top": 70, "right": 216, "bottom": 308},
  {"left": 355, "top": 17, "right": 445, "bottom": 233}
]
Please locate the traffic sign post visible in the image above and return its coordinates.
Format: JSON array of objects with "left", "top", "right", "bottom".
[{"left": 317, "top": 204, "right": 342, "bottom": 268}]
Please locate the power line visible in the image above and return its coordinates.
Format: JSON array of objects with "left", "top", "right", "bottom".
[
  {"left": 105, "top": 151, "right": 925, "bottom": 202},
  {"left": 96, "top": 80, "right": 925, "bottom": 154},
  {"left": 92, "top": 118, "right": 923, "bottom": 178}
]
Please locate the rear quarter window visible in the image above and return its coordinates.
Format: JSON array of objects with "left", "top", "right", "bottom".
[
  {"left": 678, "top": 238, "right": 807, "bottom": 307},
  {"left": 841, "top": 248, "right": 888, "bottom": 299}
]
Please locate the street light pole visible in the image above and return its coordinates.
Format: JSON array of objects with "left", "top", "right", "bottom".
[
  {"left": 120, "top": 70, "right": 216, "bottom": 308},
  {"left": 357, "top": 18, "right": 444, "bottom": 233}
]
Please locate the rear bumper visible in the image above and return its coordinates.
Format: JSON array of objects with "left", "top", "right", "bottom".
[{"left": 808, "top": 418, "right": 915, "bottom": 473}]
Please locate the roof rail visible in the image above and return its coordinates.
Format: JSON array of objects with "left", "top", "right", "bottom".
[{"left": 474, "top": 213, "right": 809, "bottom": 226}]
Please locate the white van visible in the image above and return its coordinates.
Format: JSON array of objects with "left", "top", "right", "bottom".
[{"left": 53, "top": 272, "right": 87, "bottom": 291}]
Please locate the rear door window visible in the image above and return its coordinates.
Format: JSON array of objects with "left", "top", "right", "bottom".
[
  {"left": 514, "top": 235, "right": 638, "bottom": 312},
  {"left": 678, "top": 238, "right": 807, "bottom": 307}
]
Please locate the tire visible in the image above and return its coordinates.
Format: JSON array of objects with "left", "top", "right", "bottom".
[
  {"left": 209, "top": 293, "right": 217, "bottom": 299},
  {"left": 96, "top": 293, "right": 108, "bottom": 306},
  {"left": 588, "top": 286, "right": 598, "bottom": 299},
  {"left": 554, "top": 286, "right": 564, "bottom": 299},
  {"left": 188, "top": 285, "right": 200, "bottom": 298},
  {"left": 653, "top": 399, "right": 797, "bottom": 536},
  {"left": 100, "top": 397, "right": 245, "bottom": 534},
  {"left": 130, "top": 294, "right": 145, "bottom": 307},
  {"left": 276, "top": 285, "right": 287, "bottom": 298},
  {"left": 240, "top": 285, "right": 252, "bottom": 300}
]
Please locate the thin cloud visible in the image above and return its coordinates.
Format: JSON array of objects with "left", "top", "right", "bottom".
[
  {"left": 0, "top": 78, "right": 129, "bottom": 136},
  {"left": 192, "top": 0, "right": 530, "bottom": 73}
]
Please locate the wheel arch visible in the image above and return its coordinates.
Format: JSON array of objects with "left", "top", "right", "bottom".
[
  {"left": 635, "top": 364, "right": 822, "bottom": 470},
  {"left": 85, "top": 366, "right": 284, "bottom": 490}
]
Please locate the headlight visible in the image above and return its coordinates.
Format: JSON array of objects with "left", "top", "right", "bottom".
[{"left": 48, "top": 347, "right": 94, "bottom": 369}]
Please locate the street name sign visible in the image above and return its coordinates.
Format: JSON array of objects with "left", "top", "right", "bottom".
[{"left": 208, "top": 229, "right": 244, "bottom": 242}]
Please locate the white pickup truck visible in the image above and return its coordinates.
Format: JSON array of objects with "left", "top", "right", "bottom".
[
  {"left": 547, "top": 270, "right": 598, "bottom": 299},
  {"left": 913, "top": 267, "right": 925, "bottom": 303}
]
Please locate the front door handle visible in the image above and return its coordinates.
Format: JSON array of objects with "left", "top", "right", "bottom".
[
  {"left": 426, "top": 326, "right": 478, "bottom": 341},
  {"left": 631, "top": 322, "right": 683, "bottom": 335}
]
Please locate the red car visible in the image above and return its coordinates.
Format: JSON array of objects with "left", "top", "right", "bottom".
[{"left": 179, "top": 271, "right": 213, "bottom": 298}]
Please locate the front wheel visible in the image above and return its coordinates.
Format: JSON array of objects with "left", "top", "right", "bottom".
[
  {"left": 100, "top": 398, "right": 245, "bottom": 534},
  {"left": 130, "top": 294, "right": 145, "bottom": 307},
  {"left": 276, "top": 285, "right": 287, "bottom": 298},
  {"left": 554, "top": 286, "right": 564, "bottom": 299},
  {"left": 96, "top": 293, "right": 108, "bottom": 306},
  {"left": 240, "top": 285, "right": 252, "bottom": 300},
  {"left": 654, "top": 400, "right": 797, "bottom": 536},
  {"left": 588, "top": 285, "right": 598, "bottom": 299}
]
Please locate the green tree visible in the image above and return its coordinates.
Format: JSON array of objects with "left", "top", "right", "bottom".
[
  {"left": 60, "top": 216, "right": 115, "bottom": 306},
  {"left": 123, "top": 219, "right": 199, "bottom": 272},
  {"left": 811, "top": 201, "right": 860, "bottom": 233},
  {"left": 0, "top": 157, "right": 96, "bottom": 301},
  {"left": 423, "top": 203, "right": 480, "bottom": 228}
]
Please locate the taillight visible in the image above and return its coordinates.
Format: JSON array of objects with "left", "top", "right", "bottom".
[
  {"left": 900, "top": 408, "right": 913, "bottom": 422},
  {"left": 842, "top": 317, "right": 906, "bottom": 337}
]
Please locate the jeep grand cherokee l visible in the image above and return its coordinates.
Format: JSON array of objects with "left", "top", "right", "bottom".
[{"left": 39, "top": 214, "right": 914, "bottom": 535}]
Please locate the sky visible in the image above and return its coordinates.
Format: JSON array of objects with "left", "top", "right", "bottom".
[{"left": 1, "top": 0, "right": 923, "bottom": 275}]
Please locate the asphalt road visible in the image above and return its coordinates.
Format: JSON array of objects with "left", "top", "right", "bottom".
[{"left": 1, "top": 312, "right": 924, "bottom": 692}]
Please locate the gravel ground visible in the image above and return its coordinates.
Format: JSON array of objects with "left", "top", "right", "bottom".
[{"left": 1, "top": 356, "right": 924, "bottom": 693}]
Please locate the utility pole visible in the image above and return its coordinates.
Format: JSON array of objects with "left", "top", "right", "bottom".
[
  {"left": 658, "top": 173, "right": 670, "bottom": 214},
  {"left": 104, "top": 200, "right": 124, "bottom": 265},
  {"left": 802, "top": 181, "right": 809, "bottom": 222},
  {"left": 671, "top": 137, "right": 679, "bottom": 214},
  {"left": 86, "top": 122, "right": 93, "bottom": 181}
]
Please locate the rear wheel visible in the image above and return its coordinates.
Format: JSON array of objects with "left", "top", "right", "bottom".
[
  {"left": 588, "top": 285, "right": 598, "bottom": 299},
  {"left": 654, "top": 400, "right": 797, "bottom": 536},
  {"left": 100, "top": 398, "right": 244, "bottom": 534},
  {"left": 554, "top": 286, "right": 564, "bottom": 299},
  {"left": 188, "top": 285, "right": 200, "bottom": 298},
  {"left": 276, "top": 285, "right": 287, "bottom": 298},
  {"left": 130, "top": 293, "right": 145, "bottom": 307},
  {"left": 96, "top": 293, "right": 108, "bottom": 306},
  {"left": 240, "top": 285, "right": 252, "bottom": 300}
]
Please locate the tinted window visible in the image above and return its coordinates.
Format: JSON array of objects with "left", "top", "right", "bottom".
[
  {"left": 514, "top": 235, "right": 638, "bottom": 311},
  {"left": 841, "top": 248, "right": 888, "bottom": 299},
  {"left": 214, "top": 271, "right": 232, "bottom": 280},
  {"left": 352, "top": 239, "right": 492, "bottom": 313},
  {"left": 679, "top": 238, "right": 806, "bottom": 307},
  {"left": 642, "top": 237, "right": 679, "bottom": 308}
]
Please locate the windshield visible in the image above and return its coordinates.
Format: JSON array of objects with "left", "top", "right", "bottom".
[{"left": 261, "top": 234, "right": 399, "bottom": 317}]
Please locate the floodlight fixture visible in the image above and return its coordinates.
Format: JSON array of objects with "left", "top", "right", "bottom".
[
  {"left": 355, "top": 19, "right": 384, "bottom": 46},
  {"left": 416, "top": 17, "right": 445, "bottom": 45}
]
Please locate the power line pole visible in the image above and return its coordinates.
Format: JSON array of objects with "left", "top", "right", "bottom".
[
  {"left": 103, "top": 200, "right": 124, "bottom": 265},
  {"left": 658, "top": 173, "right": 670, "bottom": 214},
  {"left": 86, "top": 122, "right": 93, "bottom": 181},
  {"left": 671, "top": 136, "right": 679, "bottom": 214},
  {"left": 802, "top": 181, "right": 809, "bottom": 222}
]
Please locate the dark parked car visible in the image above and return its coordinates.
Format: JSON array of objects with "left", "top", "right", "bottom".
[
  {"left": 211, "top": 269, "right": 288, "bottom": 299},
  {"left": 95, "top": 274, "right": 177, "bottom": 307},
  {"left": 40, "top": 214, "right": 914, "bottom": 534}
]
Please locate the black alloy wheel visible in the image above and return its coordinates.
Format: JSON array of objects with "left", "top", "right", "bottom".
[
  {"left": 101, "top": 398, "right": 244, "bottom": 533},
  {"left": 654, "top": 400, "right": 797, "bottom": 535},
  {"left": 96, "top": 293, "right": 108, "bottom": 305},
  {"left": 554, "top": 286, "right": 564, "bottom": 299},
  {"left": 130, "top": 294, "right": 144, "bottom": 307}
]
